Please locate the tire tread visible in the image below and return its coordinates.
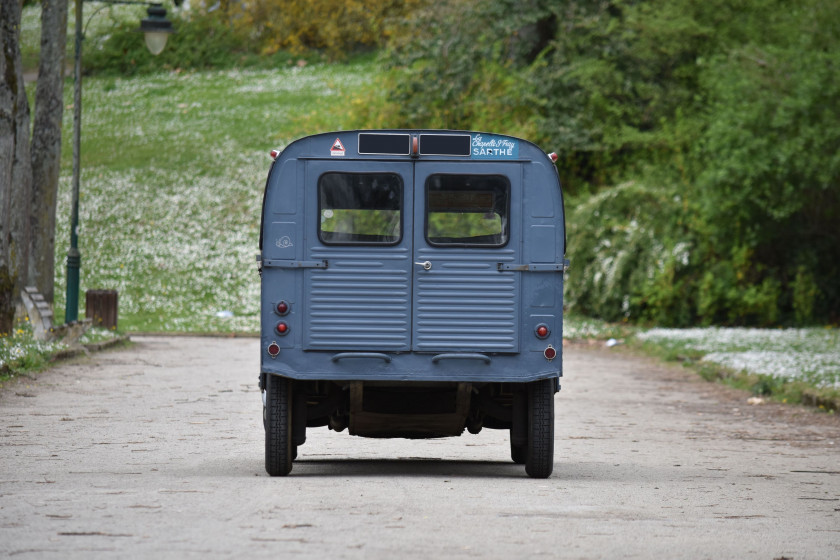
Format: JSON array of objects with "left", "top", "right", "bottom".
[
  {"left": 525, "top": 378, "right": 554, "bottom": 478},
  {"left": 265, "top": 375, "right": 293, "bottom": 476}
]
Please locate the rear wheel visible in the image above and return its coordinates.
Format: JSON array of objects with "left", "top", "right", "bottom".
[
  {"left": 525, "top": 378, "right": 554, "bottom": 478},
  {"left": 265, "top": 375, "right": 293, "bottom": 476}
]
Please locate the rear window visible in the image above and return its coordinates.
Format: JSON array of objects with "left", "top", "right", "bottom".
[
  {"left": 318, "top": 173, "right": 402, "bottom": 245},
  {"left": 426, "top": 174, "right": 510, "bottom": 246}
]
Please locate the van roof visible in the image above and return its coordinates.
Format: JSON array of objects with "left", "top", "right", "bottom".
[{"left": 269, "top": 130, "right": 552, "bottom": 163}]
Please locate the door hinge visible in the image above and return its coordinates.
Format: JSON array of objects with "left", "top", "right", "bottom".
[
  {"left": 497, "top": 260, "right": 569, "bottom": 272},
  {"left": 263, "top": 259, "right": 328, "bottom": 269}
]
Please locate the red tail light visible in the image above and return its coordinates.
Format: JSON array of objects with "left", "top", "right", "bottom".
[
  {"left": 276, "top": 322, "right": 289, "bottom": 336},
  {"left": 276, "top": 300, "right": 289, "bottom": 315},
  {"left": 535, "top": 324, "right": 549, "bottom": 339}
]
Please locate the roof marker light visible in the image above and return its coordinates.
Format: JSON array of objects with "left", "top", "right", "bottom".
[
  {"left": 270, "top": 149, "right": 280, "bottom": 160},
  {"left": 548, "top": 152, "right": 558, "bottom": 163}
]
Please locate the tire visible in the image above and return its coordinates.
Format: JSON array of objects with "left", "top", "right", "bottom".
[
  {"left": 263, "top": 397, "right": 297, "bottom": 461},
  {"left": 525, "top": 378, "right": 554, "bottom": 478},
  {"left": 510, "top": 439, "right": 527, "bottom": 464},
  {"left": 265, "top": 375, "right": 293, "bottom": 476}
]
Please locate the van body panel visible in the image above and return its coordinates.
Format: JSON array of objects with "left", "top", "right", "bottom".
[
  {"left": 260, "top": 130, "right": 565, "bottom": 384},
  {"left": 259, "top": 131, "right": 566, "bottom": 475},
  {"left": 302, "top": 159, "right": 413, "bottom": 351},
  {"left": 412, "top": 161, "right": 522, "bottom": 353}
]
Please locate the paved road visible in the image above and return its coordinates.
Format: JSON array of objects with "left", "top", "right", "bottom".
[{"left": 1, "top": 336, "right": 838, "bottom": 559}]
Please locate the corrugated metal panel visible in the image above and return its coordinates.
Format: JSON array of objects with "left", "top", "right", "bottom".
[
  {"left": 304, "top": 247, "right": 411, "bottom": 350},
  {"left": 413, "top": 249, "right": 518, "bottom": 352}
]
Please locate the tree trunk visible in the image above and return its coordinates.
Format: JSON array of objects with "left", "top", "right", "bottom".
[
  {"left": 1, "top": 0, "right": 20, "bottom": 334},
  {"left": 30, "top": 0, "right": 68, "bottom": 304},
  {"left": 0, "top": 0, "right": 33, "bottom": 334}
]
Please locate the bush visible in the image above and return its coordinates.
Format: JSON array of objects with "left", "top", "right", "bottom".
[
  {"left": 374, "top": 0, "right": 840, "bottom": 326},
  {"left": 83, "top": 10, "right": 268, "bottom": 75},
  {"left": 230, "top": 0, "right": 422, "bottom": 61},
  {"left": 565, "top": 181, "right": 696, "bottom": 325},
  {"left": 368, "top": 0, "right": 549, "bottom": 133},
  {"left": 692, "top": 29, "right": 840, "bottom": 325}
]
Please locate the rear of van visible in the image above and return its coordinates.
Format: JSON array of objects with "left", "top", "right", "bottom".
[{"left": 258, "top": 131, "right": 566, "bottom": 477}]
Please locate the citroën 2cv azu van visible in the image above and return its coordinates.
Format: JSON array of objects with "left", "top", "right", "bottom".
[{"left": 257, "top": 130, "right": 567, "bottom": 478}]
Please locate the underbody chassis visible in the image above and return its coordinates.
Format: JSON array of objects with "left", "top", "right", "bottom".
[{"left": 260, "top": 374, "right": 557, "bottom": 478}]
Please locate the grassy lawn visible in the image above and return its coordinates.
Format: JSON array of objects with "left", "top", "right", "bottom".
[
  {"left": 50, "top": 62, "right": 370, "bottom": 333},
  {"left": 635, "top": 327, "right": 839, "bottom": 410},
  {"left": 562, "top": 315, "right": 838, "bottom": 410}
]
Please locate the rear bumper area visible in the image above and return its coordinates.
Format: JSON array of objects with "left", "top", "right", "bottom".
[{"left": 260, "top": 346, "right": 562, "bottom": 383}]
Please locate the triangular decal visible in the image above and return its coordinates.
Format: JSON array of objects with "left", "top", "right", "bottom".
[{"left": 330, "top": 138, "right": 345, "bottom": 156}]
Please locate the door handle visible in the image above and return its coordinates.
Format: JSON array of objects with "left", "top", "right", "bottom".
[
  {"left": 431, "top": 353, "right": 492, "bottom": 365},
  {"left": 414, "top": 260, "right": 432, "bottom": 270},
  {"left": 331, "top": 352, "right": 392, "bottom": 363}
]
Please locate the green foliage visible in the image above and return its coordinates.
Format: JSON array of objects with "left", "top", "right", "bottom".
[
  {"left": 694, "top": 247, "right": 781, "bottom": 326},
  {"left": 231, "top": 0, "right": 421, "bottom": 60},
  {"left": 565, "top": 181, "right": 695, "bottom": 325},
  {"left": 533, "top": 0, "right": 717, "bottom": 189},
  {"left": 82, "top": 11, "right": 267, "bottom": 75},
  {"left": 369, "top": 0, "right": 547, "bottom": 134},
  {"left": 0, "top": 321, "right": 61, "bottom": 378},
  {"left": 375, "top": 0, "right": 840, "bottom": 326},
  {"left": 81, "top": 1, "right": 423, "bottom": 74},
  {"left": 792, "top": 266, "right": 819, "bottom": 325},
  {"left": 691, "top": 13, "right": 840, "bottom": 325}
]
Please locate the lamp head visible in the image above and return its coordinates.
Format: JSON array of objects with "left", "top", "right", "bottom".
[{"left": 138, "top": 4, "right": 174, "bottom": 55}]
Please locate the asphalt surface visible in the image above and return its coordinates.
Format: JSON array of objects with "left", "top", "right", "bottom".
[{"left": 1, "top": 336, "right": 838, "bottom": 559}]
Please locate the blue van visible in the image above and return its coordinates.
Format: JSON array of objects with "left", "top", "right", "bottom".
[{"left": 258, "top": 130, "right": 567, "bottom": 478}]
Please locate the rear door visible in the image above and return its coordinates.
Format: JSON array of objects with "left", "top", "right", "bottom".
[
  {"left": 303, "top": 160, "right": 413, "bottom": 351},
  {"left": 412, "top": 162, "right": 522, "bottom": 352}
]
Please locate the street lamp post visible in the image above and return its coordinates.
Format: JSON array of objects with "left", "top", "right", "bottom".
[{"left": 65, "top": 0, "right": 176, "bottom": 323}]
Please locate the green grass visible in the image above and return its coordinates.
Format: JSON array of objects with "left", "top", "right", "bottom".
[
  {"left": 562, "top": 316, "right": 839, "bottom": 411},
  {"left": 49, "top": 61, "right": 372, "bottom": 334},
  {"left": 0, "top": 320, "right": 121, "bottom": 384},
  {"left": 563, "top": 312, "right": 637, "bottom": 341},
  {"left": 635, "top": 327, "right": 840, "bottom": 411}
]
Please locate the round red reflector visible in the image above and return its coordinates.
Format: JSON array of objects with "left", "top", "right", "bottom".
[
  {"left": 267, "top": 342, "right": 280, "bottom": 357},
  {"left": 544, "top": 345, "right": 557, "bottom": 361},
  {"left": 536, "top": 325, "right": 549, "bottom": 338},
  {"left": 276, "top": 300, "right": 289, "bottom": 315},
  {"left": 276, "top": 322, "right": 289, "bottom": 335}
]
